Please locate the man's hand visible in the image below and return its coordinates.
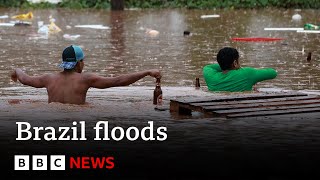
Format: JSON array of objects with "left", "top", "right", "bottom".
[
  {"left": 11, "top": 69, "right": 18, "bottom": 82},
  {"left": 148, "top": 69, "right": 161, "bottom": 79},
  {"left": 253, "top": 84, "right": 259, "bottom": 92}
]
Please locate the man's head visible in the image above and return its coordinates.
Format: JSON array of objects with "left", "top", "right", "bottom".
[
  {"left": 59, "top": 45, "right": 85, "bottom": 73},
  {"left": 216, "top": 47, "right": 240, "bottom": 70}
]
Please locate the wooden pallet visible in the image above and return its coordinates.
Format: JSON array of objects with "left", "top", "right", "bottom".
[{"left": 170, "top": 92, "right": 320, "bottom": 118}]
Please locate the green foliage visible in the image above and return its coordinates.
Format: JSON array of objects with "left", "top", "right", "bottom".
[
  {"left": 0, "top": 0, "right": 28, "bottom": 7},
  {"left": 0, "top": 0, "right": 319, "bottom": 9}
]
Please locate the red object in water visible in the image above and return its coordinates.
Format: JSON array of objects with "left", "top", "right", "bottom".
[{"left": 231, "top": 37, "right": 284, "bottom": 42}]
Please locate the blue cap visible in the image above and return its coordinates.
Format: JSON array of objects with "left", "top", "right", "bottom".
[{"left": 59, "top": 45, "right": 84, "bottom": 69}]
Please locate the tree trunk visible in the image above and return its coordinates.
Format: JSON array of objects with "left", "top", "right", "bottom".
[{"left": 111, "top": 0, "right": 124, "bottom": 10}]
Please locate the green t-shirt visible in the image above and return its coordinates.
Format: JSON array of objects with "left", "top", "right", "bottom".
[{"left": 203, "top": 64, "right": 277, "bottom": 92}]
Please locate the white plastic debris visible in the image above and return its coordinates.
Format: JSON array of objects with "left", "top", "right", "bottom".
[
  {"left": 145, "top": 28, "right": 159, "bottom": 37},
  {"left": 37, "top": 21, "right": 44, "bottom": 28},
  {"left": 27, "top": 0, "right": 61, "bottom": 3},
  {"left": 200, "top": 14, "right": 220, "bottom": 19},
  {"left": 0, "top": 15, "right": 9, "bottom": 19},
  {"left": 297, "top": 30, "right": 320, "bottom": 33},
  {"left": 0, "top": 23, "right": 15, "bottom": 27},
  {"left": 63, "top": 34, "right": 80, "bottom": 40},
  {"left": 264, "top": 27, "right": 304, "bottom": 31},
  {"left": 74, "top": 25, "right": 110, "bottom": 30},
  {"left": 38, "top": 25, "right": 49, "bottom": 35},
  {"left": 292, "top": 14, "right": 302, "bottom": 21}
]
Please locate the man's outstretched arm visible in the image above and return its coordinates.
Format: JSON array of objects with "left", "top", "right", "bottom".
[
  {"left": 11, "top": 68, "right": 48, "bottom": 88},
  {"left": 86, "top": 69, "right": 161, "bottom": 89}
]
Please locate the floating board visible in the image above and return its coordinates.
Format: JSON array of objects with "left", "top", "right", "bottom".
[
  {"left": 200, "top": 14, "right": 220, "bottom": 18},
  {"left": 0, "top": 15, "right": 8, "bottom": 19},
  {"left": 170, "top": 92, "right": 320, "bottom": 118},
  {"left": 0, "top": 23, "right": 15, "bottom": 27},
  {"left": 297, "top": 30, "right": 320, "bottom": 33},
  {"left": 232, "top": 37, "right": 284, "bottom": 42},
  {"left": 74, "top": 25, "right": 110, "bottom": 30},
  {"left": 63, "top": 34, "right": 81, "bottom": 40},
  {"left": 264, "top": 27, "right": 304, "bottom": 31}
]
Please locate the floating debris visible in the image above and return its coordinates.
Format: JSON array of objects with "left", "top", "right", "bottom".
[
  {"left": 297, "top": 30, "right": 320, "bottom": 33},
  {"left": 0, "top": 23, "right": 15, "bottom": 27},
  {"left": 304, "top": 23, "right": 319, "bottom": 30},
  {"left": 289, "top": 46, "right": 304, "bottom": 54},
  {"left": 48, "top": 20, "right": 61, "bottom": 34},
  {"left": 292, "top": 14, "right": 302, "bottom": 21},
  {"left": 183, "top": 30, "right": 191, "bottom": 36},
  {"left": 63, "top": 34, "right": 81, "bottom": 40},
  {"left": 11, "top": 12, "right": 33, "bottom": 22},
  {"left": 0, "top": 15, "right": 8, "bottom": 19},
  {"left": 200, "top": 14, "right": 220, "bottom": 19},
  {"left": 307, "top": 52, "right": 312, "bottom": 62},
  {"left": 231, "top": 37, "right": 284, "bottom": 42},
  {"left": 14, "top": 21, "right": 32, "bottom": 26},
  {"left": 264, "top": 27, "right": 304, "bottom": 31},
  {"left": 146, "top": 29, "right": 159, "bottom": 37},
  {"left": 74, "top": 25, "right": 110, "bottom": 30}
]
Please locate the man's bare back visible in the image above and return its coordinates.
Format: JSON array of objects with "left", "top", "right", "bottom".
[
  {"left": 11, "top": 45, "right": 161, "bottom": 105},
  {"left": 11, "top": 68, "right": 161, "bottom": 105},
  {"left": 45, "top": 72, "right": 89, "bottom": 104}
]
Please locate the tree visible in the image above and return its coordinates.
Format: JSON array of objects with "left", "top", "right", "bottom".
[{"left": 111, "top": 0, "right": 124, "bottom": 10}]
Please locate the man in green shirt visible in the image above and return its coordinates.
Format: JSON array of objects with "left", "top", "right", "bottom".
[{"left": 203, "top": 47, "right": 277, "bottom": 92}]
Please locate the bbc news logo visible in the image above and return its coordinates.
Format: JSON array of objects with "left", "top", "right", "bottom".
[
  {"left": 14, "top": 155, "right": 115, "bottom": 170},
  {"left": 15, "top": 155, "right": 65, "bottom": 170}
]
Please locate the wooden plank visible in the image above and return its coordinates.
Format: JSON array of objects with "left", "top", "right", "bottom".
[
  {"left": 213, "top": 103, "right": 320, "bottom": 115},
  {"left": 175, "top": 92, "right": 307, "bottom": 103},
  {"left": 203, "top": 99, "right": 320, "bottom": 111},
  {"left": 227, "top": 107, "right": 320, "bottom": 118},
  {"left": 169, "top": 101, "right": 192, "bottom": 115},
  {"left": 190, "top": 95, "right": 320, "bottom": 106}
]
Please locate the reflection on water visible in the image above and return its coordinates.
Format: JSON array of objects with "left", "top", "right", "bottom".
[{"left": 0, "top": 8, "right": 319, "bottom": 90}]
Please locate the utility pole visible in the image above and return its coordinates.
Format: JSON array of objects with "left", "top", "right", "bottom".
[{"left": 111, "top": 0, "right": 124, "bottom": 10}]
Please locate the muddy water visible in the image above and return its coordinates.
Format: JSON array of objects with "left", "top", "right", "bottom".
[
  {"left": 1, "top": 8, "right": 320, "bottom": 178},
  {"left": 0, "top": 8, "right": 319, "bottom": 89}
]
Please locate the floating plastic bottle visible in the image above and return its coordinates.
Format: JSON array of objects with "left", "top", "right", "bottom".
[
  {"left": 38, "top": 25, "right": 49, "bottom": 35},
  {"left": 304, "top": 23, "right": 320, "bottom": 30},
  {"left": 307, "top": 52, "right": 312, "bottom": 62},
  {"left": 195, "top": 77, "right": 200, "bottom": 89}
]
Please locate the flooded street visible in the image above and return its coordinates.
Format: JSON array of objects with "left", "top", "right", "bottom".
[
  {"left": 1, "top": 8, "right": 320, "bottom": 179},
  {"left": 0, "top": 8, "right": 319, "bottom": 89}
]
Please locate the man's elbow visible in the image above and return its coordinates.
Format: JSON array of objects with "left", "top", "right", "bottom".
[{"left": 271, "top": 69, "right": 278, "bottom": 79}]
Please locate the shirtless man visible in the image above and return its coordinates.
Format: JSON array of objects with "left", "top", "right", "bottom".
[{"left": 11, "top": 45, "right": 161, "bottom": 104}]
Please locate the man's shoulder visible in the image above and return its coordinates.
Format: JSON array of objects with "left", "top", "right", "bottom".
[
  {"left": 81, "top": 72, "right": 97, "bottom": 78},
  {"left": 240, "top": 66, "right": 276, "bottom": 72},
  {"left": 237, "top": 67, "right": 257, "bottom": 73}
]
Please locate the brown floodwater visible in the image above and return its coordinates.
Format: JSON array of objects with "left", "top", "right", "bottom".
[
  {"left": 1, "top": 8, "right": 320, "bottom": 178},
  {"left": 0, "top": 8, "right": 319, "bottom": 89}
]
